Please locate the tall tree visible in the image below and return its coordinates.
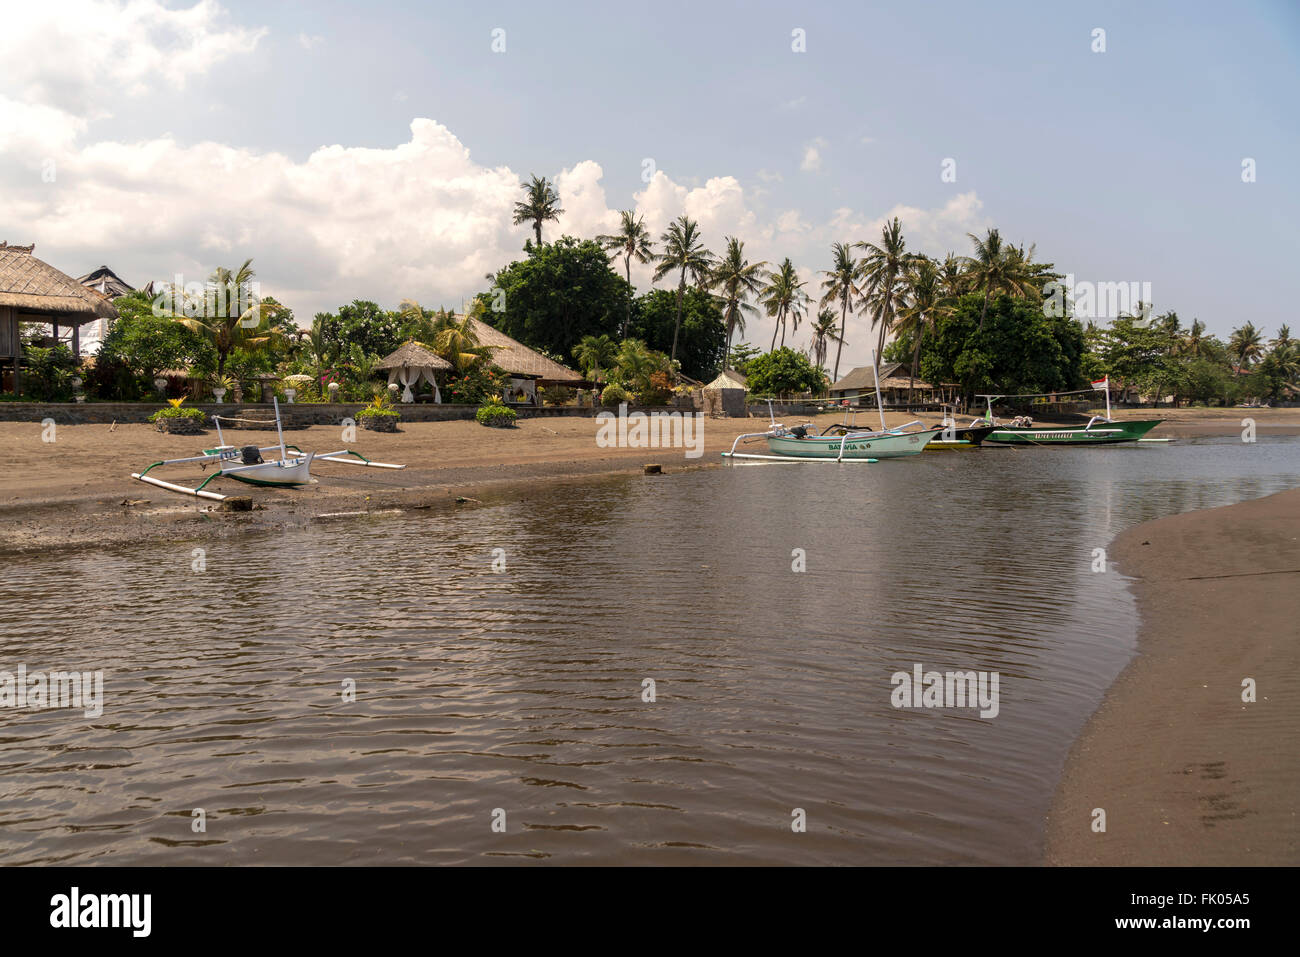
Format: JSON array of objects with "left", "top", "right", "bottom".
[
  {"left": 962, "top": 228, "right": 1037, "bottom": 330},
  {"left": 1229, "top": 322, "right": 1265, "bottom": 375},
  {"left": 857, "top": 218, "right": 912, "bottom": 373},
  {"left": 809, "top": 308, "right": 842, "bottom": 375},
  {"left": 818, "top": 242, "right": 862, "bottom": 385},
  {"left": 596, "top": 210, "right": 655, "bottom": 337},
  {"left": 707, "top": 237, "right": 767, "bottom": 358},
  {"left": 652, "top": 216, "right": 715, "bottom": 361},
  {"left": 172, "top": 259, "right": 284, "bottom": 376},
  {"left": 893, "top": 256, "right": 952, "bottom": 403},
  {"left": 760, "top": 258, "right": 808, "bottom": 351},
  {"left": 512, "top": 174, "right": 565, "bottom": 246}
]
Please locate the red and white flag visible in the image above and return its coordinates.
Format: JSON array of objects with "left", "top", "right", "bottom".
[{"left": 1091, "top": 376, "right": 1109, "bottom": 390}]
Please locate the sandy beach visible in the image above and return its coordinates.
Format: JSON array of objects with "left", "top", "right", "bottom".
[
  {"left": 1046, "top": 486, "right": 1300, "bottom": 864},
  {"left": 2, "top": 407, "right": 1298, "bottom": 555}
]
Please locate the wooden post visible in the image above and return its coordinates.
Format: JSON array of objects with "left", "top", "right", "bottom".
[{"left": 72, "top": 323, "right": 80, "bottom": 357}]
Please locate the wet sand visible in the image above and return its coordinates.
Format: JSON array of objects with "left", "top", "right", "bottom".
[
  {"left": 2, "top": 408, "right": 1297, "bottom": 555},
  {"left": 1046, "top": 486, "right": 1300, "bottom": 864}
]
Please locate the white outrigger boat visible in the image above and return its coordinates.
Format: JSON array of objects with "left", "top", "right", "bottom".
[
  {"left": 131, "top": 398, "right": 405, "bottom": 501},
  {"left": 723, "top": 400, "right": 941, "bottom": 463}
]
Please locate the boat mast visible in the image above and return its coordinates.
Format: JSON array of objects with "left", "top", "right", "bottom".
[
  {"left": 871, "top": 349, "right": 886, "bottom": 432},
  {"left": 273, "top": 396, "right": 287, "bottom": 461}
]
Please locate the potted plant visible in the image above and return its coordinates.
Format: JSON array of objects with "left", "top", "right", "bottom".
[
  {"left": 149, "top": 397, "right": 206, "bottom": 434},
  {"left": 476, "top": 396, "right": 517, "bottom": 428},
  {"left": 356, "top": 393, "right": 401, "bottom": 432},
  {"left": 211, "top": 373, "right": 235, "bottom": 404}
]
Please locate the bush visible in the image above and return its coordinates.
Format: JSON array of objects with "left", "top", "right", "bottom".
[
  {"left": 148, "top": 403, "right": 205, "bottom": 423},
  {"left": 601, "top": 383, "right": 633, "bottom": 407},
  {"left": 445, "top": 364, "right": 509, "bottom": 404},
  {"left": 356, "top": 394, "right": 400, "bottom": 421},
  {"left": 19, "top": 345, "right": 80, "bottom": 401},
  {"left": 539, "top": 385, "right": 575, "bottom": 406},
  {"left": 476, "top": 403, "right": 517, "bottom": 428},
  {"left": 639, "top": 371, "right": 673, "bottom": 406}
]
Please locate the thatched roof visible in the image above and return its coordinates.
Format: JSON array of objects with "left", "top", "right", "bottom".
[
  {"left": 375, "top": 340, "right": 453, "bottom": 371},
  {"left": 0, "top": 243, "right": 117, "bottom": 321},
  {"left": 705, "top": 368, "right": 747, "bottom": 390},
  {"left": 829, "top": 363, "right": 901, "bottom": 393},
  {"left": 468, "top": 317, "right": 583, "bottom": 383},
  {"left": 77, "top": 265, "right": 134, "bottom": 299},
  {"left": 830, "top": 363, "right": 942, "bottom": 393}
]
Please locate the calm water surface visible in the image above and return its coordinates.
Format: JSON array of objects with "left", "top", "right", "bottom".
[{"left": 1, "top": 435, "right": 1297, "bottom": 864}]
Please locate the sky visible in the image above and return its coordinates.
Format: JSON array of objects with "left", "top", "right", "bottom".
[{"left": 1, "top": 0, "right": 1297, "bottom": 369}]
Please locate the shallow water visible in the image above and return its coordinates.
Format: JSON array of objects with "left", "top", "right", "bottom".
[{"left": 1, "top": 434, "right": 1297, "bottom": 864}]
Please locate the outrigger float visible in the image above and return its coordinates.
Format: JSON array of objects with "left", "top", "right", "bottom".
[{"left": 131, "top": 398, "right": 405, "bottom": 501}]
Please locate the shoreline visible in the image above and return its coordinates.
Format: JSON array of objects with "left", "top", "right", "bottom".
[
  {"left": 4, "top": 409, "right": 1299, "bottom": 555},
  {"left": 1045, "top": 486, "right": 1300, "bottom": 864}
]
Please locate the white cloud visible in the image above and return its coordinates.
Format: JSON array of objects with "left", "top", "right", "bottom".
[
  {"left": 0, "top": 0, "right": 265, "bottom": 117},
  {"left": 755, "top": 168, "right": 783, "bottom": 183},
  {"left": 297, "top": 33, "right": 325, "bottom": 50},
  {"left": 0, "top": 0, "right": 991, "bottom": 371},
  {"left": 800, "top": 137, "right": 827, "bottom": 173}
]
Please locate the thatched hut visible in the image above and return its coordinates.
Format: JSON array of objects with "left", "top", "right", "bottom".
[
  {"left": 375, "top": 340, "right": 453, "bottom": 402},
  {"left": 466, "top": 317, "right": 584, "bottom": 403},
  {"left": 1, "top": 242, "right": 117, "bottom": 393}
]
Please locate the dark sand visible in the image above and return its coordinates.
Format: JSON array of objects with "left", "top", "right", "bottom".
[{"left": 1046, "top": 487, "right": 1300, "bottom": 864}]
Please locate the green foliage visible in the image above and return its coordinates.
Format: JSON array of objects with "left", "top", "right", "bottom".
[
  {"left": 726, "top": 343, "right": 762, "bottom": 375},
  {"left": 476, "top": 403, "right": 517, "bottom": 427},
  {"left": 600, "top": 383, "right": 633, "bottom": 406},
  {"left": 315, "top": 301, "right": 403, "bottom": 359},
  {"left": 917, "top": 294, "right": 1085, "bottom": 399},
  {"left": 444, "top": 364, "right": 509, "bottom": 404},
  {"left": 482, "top": 236, "right": 628, "bottom": 358},
  {"left": 745, "top": 347, "right": 827, "bottom": 396},
  {"left": 628, "top": 288, "right": 726, "bottom": 381},
  {"left": 89, "top": 291, "right": 214, "bottom": 398},
  {"left": 19, "top": 345, "right": 80, "bottom": 401},
  {"left": 148, "top": 405, "right": 205, "bottom": 422}
]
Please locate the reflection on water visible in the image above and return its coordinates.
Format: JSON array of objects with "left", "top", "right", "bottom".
[{"left": 1, "top": 435, "right": 1296, "bottom": 864}]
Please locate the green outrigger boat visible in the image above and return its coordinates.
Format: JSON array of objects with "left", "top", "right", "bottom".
[
  {"left": 977, "top": 390, "right": 1163, "bottom": 446},
  {"left": 985, "top": 418, "right": 1163, "bottom": 445}
]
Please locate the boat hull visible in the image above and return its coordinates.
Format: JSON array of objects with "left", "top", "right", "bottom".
[
  {"left": 221, "top": 457, "right": 313, "bottom": 486},
  {"left": 766, "top": 428, "right": 941, "bottom": 459},
  {"left": 985, "top": 419, "right": 1163, "bottom": 445},
  {"left": 925, "top": 424, "right": 995, "bottom": 450}
]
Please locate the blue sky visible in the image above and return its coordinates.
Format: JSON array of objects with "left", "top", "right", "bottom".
[{"left": 2, "top": 0, "right": 1297, "bottom": 364}]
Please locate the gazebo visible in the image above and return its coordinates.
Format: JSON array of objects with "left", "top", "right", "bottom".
[
  {"left": 375, "top": 341, "right": 452, "bottom": 402},
  {"left": 1, "top": 242, "right": 117, "bottom": 393}
]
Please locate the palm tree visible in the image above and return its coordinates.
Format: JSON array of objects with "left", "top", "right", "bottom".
[
  {"left": 809, "top": 308, "right": 842, "bottom": 375},
  {"left": 596, "top": 210, "right": 655, "bottom": 337},
  {"left": 614, "top": 338, "right": 657, "bottom": 393},
  {"left": 1179, "top": 318, "right": 1207, "bottom": 357},
  {"left": 857, "top": 217, "right": 912, "bottom": 372},
  {"left": 172, "top": 259, "right": 284, "bottom": 377},
  {"left": 652, "top": 216, "right": 715, "bottom": 361},
  {"left": 818, "top": 242, "right": 862, "bottom": 384},
  {"left": 431, "top": 312, "right": 492, "bottom": 372},
  {"left": 1271, "top": 324, "right": 1292, "bottom": 352},
  {"left": 760, "top": 258, "right": 808, "bottom": 351},
  {"left": 572, "top": 334, "right": 619, "bottom": 386},
  {"left": 893, "top": 256, "right": 951, "bottom": 404},
  {"left": 962, "top": 228, "right": 1036, "bottom": 330},
  {"left": 1229, "top": 322, "right": 1265, "bottom": 375},
  {"left": 707, "top": 237, "right": 767, "bottom": 358},
  {"left": 938, "top": 252, "right": 966, "bottom": 299},
  {"left": 512, "top": 174, "right": 564, "bottom": 246}
]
